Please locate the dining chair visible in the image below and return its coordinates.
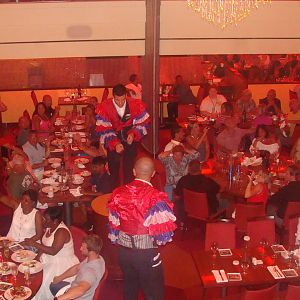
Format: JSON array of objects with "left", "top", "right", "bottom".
[
  {"left": 242, "top": 284, "right": 277, "bottom": 300},
  {"left": 283, "top": 202, "right": 300, "bottom": 228},
  {"left": 204, "top": 220, "right": 236, "bottom": 251},
  {"left": 246, "top": 216, "right": 276, "bottom": 247},
  {"left": 177, "top": 104, "right": 196, "bottom": 121},
  {"left": 70, "top": 225, "right": 88, "bottom": 262},
  {"left": 234, "top": 202, "right": 265, "bottom": 233},
  {"left": 182, "top": 189, "right": 225, "bottom": 239},
  {"left": 92, "top": 268, "right": 108, "bottom": 300},
  {"left": 284, "top": 283, "right": 300, "bottom": 300},
  {"left": 281, "top": 214, "right": 300, "bottom": 246}
]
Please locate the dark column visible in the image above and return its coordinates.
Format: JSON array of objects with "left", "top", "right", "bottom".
[{"left": 141, "top": 0, "right": 160, "bottom": 156}]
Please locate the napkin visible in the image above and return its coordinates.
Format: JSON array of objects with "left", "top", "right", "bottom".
[
  {"left": 267, "top": 265, "right": 285, "bottom": 279},
  {"left": 241, "top": 156, "right": 262, "bottom": 167},
  {"left": 212, "top": 270, "right": 228, "bottom": 283},
  {"left": 41, "top": 178, "right": 56, "bottom": 185},
  {"left": 69, "top": 187, "right": 83, "bottom": 197}
]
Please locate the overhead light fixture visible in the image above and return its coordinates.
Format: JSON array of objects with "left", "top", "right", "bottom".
[{"left": 187, "top": 0, "right": 272, "bottom": 29}]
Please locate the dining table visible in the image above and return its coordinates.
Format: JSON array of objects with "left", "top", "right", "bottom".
[
  {"left": 192, "top": 245, "right": 300, "bottom": 299},
  {"left": 0, "top": 243, "right": 43, "bottom": 300},
  {"left": 38, "top": 118, "right": 94, "bottom": 226}
]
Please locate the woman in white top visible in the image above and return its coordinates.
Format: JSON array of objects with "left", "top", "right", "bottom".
[
  {"left": 0, "top": 189, "right": 43, "bottom": 243},
  {"left": 26, "top": 207, "right": 79, "bottom": 300},
  {"left": 250, "top": 125, "right": 280, "bottom": 156}
]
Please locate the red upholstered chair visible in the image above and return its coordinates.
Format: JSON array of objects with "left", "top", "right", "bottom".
[
  {"left": 183, "top": 189, "right": 209, "bottom": 221},
  {"left": 281, "top": 214, "right": 300, "bottom": 245},
  {"left": 177, "top": 104, "right": 196, "bottom": 120},
  {"left": 246, "top": 216, "right": 276, "bottom": 247},
  {"left": 101, "top": 88, "right": 109, "bottom": 102},
  {"left": 70, "top": 226, "right": 87, "bottom": 262},
  {"left": 283, "top": 202, "right": 300, "bottom": 228},
  {"left": 205, "top": 220, "right": 236, "bottom": 251},
  {"left": 235, "top": 203, "right": 265, "bottom": 233},
  {"left": 285, "top": 283, "right": 300, "bottom": 300},
  {"left": 92, "top": 268, "right": 108, "bottom": 300},
  {"left": 242, "top": 284, "right": 277, "bottom": 300}
]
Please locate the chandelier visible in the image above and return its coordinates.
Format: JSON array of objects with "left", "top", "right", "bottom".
[{"left": 187, "top": 0, "right": 272, "bottom": 29}]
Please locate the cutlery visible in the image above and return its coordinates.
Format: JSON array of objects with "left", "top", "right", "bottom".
[{"left": 273, "top": 266, "right": 282, "bottom": 278}]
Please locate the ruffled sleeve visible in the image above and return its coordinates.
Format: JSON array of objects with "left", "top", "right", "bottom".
[
  {"left": 143, "top": 199, "right": 177, "bottom": 245},
  {"left": 108, "top": 209, "right": 120, "bottom": 244}
]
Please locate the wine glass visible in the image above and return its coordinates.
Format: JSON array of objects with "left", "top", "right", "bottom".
[
  {"left": 241, "top": 260, "right": 250, "bottom": 275},
  {"left": 3, "top": 246, "right": 9, "bottom": 261},
  {"left": 211, "top": 242, "right": 218, "bottom": 257}
]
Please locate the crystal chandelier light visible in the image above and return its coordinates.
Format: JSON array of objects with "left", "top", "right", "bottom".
[{"left": 187, "top": 0, "right": 272, "bottom": 29}]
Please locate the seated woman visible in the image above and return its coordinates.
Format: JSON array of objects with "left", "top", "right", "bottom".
[
  {"left": 0, "top": 189, "right": 43, "bottom": 243},
  {"left": 185, "top": 123, "right": 209, "bottom": 162},
  {"left": 245, "top": 170, "right": 269, "bottom": 208},
  {"left": 32, "top": 102, "right": 58, "bottom": 141},
  {"left": 84, "top": 104, "right": 96, "bottom": 138},
  {"left": 216, "top": 118, "right": 253, "bottom": 157},
  {"left": 158, "top": 145, "right": 200, "bottom": 200},
  {"left": 25, "top": 206, "right": 79, "bottom": 300},
  {"left": 250, "top": 125, "right": 280, "bottom": 157}
]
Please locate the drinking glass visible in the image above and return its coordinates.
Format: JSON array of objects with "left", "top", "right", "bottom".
[
  {"left": 11, "top": 264, "right": 18, "bottom": 283},
  {"left": 24, "top": 266, "right": 31, "bottom": 286},
  {"left": 260, "top": 239, "right": 269, "bottom": 259},
  {"left": 3, "top": 247, "right": 9, "bottom": 261}
]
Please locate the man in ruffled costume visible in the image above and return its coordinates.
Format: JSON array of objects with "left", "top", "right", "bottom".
[
  {"left": 95, "top": 84, "right": 150, "bottom": 188},
  {"left": 108, "top": 157, "right": 177, "bottom": 300}
]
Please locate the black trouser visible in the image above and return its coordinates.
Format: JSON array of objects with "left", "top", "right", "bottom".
[
  {"left": 167, "top": 102, "right": 178, "bottom": 121},
  {"left": 118, "top": 246, "right": 164, "bottom": 300},
  {"left": 108, "top": 142, "right": 137, "bottom": 188}
]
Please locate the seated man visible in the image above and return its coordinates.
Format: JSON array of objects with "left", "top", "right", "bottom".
[
  {"left": 267, "top": 165, "right": 300, "bottom": 227},
  {"left": 164, "top": 126, "right": 186, "bottom": 152},
  {"left": 17, "top": 116, "right": 31, "bottom": 147},
  {"left": 43, "top": 94, "right": 55, "bottom": 119},
  {"left": 22, "top": 130, "right": 50, "bottom": 181},
  {"left": 85, "top": 156, "right": 112, "bottom": 196},
  {"left": 174, "top": 160, "right": 220, "bottom": 221},
  {"left": 7, "top": 154, "right": 34, "bottom": 200},
  {"left": 200, "top": 85, "right": 227, "bottom": 117},
  {"left": 259, "top": 89, "right": 282, "bottom": 115},
  {"left": 50, "top": 234, "right": 105, "bottom": 300}
]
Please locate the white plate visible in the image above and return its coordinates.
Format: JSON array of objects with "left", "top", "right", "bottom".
[
  {"left": 73, "top": 179, "right": 84, "bottom": 185},
  {"left": 11, "top": 250, "right": 37, "bottom": 263},
  {"left": 43, "top": 170, "right": 57, "bottom": 177},
  {"left": 75, "top": 125, "right": 85, "bottom": 130},
  {"left": 41, "top": 186, "right": 59, "bottom": 193},
  {"left": 75, "top": 158, "right": 89, "bottom": 164},
  {"left": 48, "top": 158, "right": 62, "bottom": 164},
  {"left": 4, "top": 286, "right": 32, "bottom": 300},
  {"left": 71, "top": 119, "right": 85, "bottom": 125},
  {"left": 18, "top": 260, "right": 43, "bottom": 274},
  {"left": 0, "top": 262, "right": 16, "bottom": 275},
  {"left": 81, "top": 170, "right": 91, "bottom": 177}
]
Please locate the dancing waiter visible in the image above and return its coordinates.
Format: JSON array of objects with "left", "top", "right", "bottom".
[
  {"left": 108, "top": 157, "right": 176, "bottom": 300},
  {"left": 96, "top": 84, "right": 150, "bottom": 188}
]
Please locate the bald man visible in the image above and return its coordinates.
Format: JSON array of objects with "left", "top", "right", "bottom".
[{"left": 108, "top": 157, "right": 176, "bottom": 300}]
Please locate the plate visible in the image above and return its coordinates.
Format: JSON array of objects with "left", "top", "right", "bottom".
[
  {"left": 75, "top": 125, "right": 85, "bottom": 131},
  {"left": 0, "top": 281, "right": 12, "bottom": 292},
  {"left": 81, "top": 170, "right": 91, "bottom": 177},
  {"left": 48, "top": 158, "right": 62, "bottom": 164},
  {"left": 75, "top": 158, "right": 89, "bottom": 164},
  {"left": 41, "top": 186, "right": 59, "bottom": 193},
  {"left": 43, "top": 170, "right": 57, "bottom": 177},
  {"left": 71, "top": 119, "right": 85, "bottom": 125},
  {"left": 18, "top": 260, "right": 43, "bottom": 274},
  {"left": 0, "top": 262, "right": 16, "bottom": 275},
  {"left": 11, "top": 250, "right": 37, "bottom": 263},
  {"left": 4, "top": 286, "right": 32, "bottom": 300}
]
